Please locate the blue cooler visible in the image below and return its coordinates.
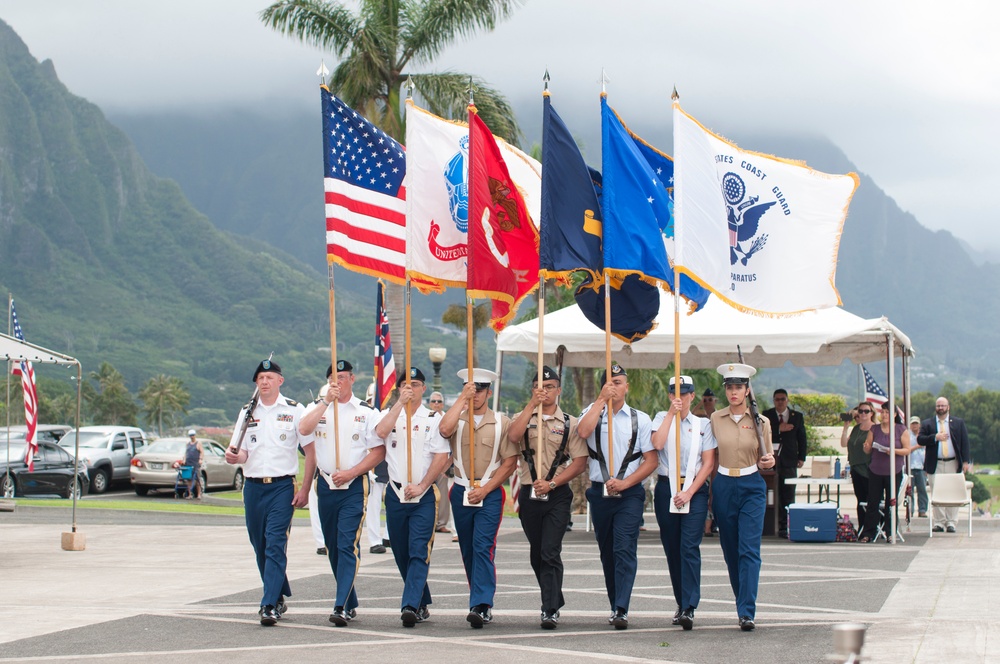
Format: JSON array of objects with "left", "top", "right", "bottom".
[{"left": 787, "top": 503, "right": 837, "bottom": 542}]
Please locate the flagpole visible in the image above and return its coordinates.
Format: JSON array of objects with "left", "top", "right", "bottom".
[
  {"left": 327, "top": 263, "right": 341, "bottom": 470},
  {"left": 403, "top": 277, "right": 414, "bottom": 485},
  {"left": 670, "top": 88, "right": 684, "bottom": 507},
  {"left": 466, "top": 93, "right": 478, "bottom": 491},
  {"left": 603, "top": 270, "right": 614, "bottom": 477},
  {"left": 887, "top": 332, "right": 896, "bottom": 545},
  {"left": 4, "top": 294, "right": 11, "bottom": 498}
]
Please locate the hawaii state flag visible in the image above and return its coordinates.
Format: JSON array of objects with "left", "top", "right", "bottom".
[
  {"left": 468, "top": 109, "right": 540, "bottom": 332},
  {"left": 374, "top": 281, "right": 397, "bottom": 410},
  {"left": 672, "top": 102, "right": 859, "bottom": 315}
]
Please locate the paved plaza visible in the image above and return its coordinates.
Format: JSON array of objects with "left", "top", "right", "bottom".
[{"left": 1, "top": 504, "right": 997, "bottom": 663}]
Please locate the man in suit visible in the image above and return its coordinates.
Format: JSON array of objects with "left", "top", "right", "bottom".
[
  {"left": 762, "top": 389, "right": 807, "bottom": 538},
  {"left": 916, "top": 397, "right": 971, "bottom": 533}
]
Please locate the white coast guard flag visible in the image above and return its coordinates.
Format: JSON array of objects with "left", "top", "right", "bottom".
[
  {"left": 672, "top": 103, "right": 859, "bottom": 316},
  {"left": 404, "top": 101, "right": 541, "bottom": 292}
]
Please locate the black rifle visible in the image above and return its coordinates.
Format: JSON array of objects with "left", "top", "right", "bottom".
[
  {"left": 232, "top": 352, "right": 273, "bottom": 453},
  {"left": 737, "top": 345, "right": 768, "bottom": 457}
]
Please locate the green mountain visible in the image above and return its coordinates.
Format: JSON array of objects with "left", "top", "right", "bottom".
[{"left": 0, "top": 20, "right": 360, "bottom": 423}]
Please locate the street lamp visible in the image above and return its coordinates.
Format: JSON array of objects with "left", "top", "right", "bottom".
[{"left": 429, "top": 347, "right": 447, "bottom": 393}]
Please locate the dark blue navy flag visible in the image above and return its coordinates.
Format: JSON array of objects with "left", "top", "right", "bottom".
[
  {"left": 540, "top": 94, "right": 603, "bottom": 284},
  {"left": 539, "top": 94, "right": 658, "bottom": 342}
]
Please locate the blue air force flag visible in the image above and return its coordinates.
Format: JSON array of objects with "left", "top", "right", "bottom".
[{"left": 672, "top": 103, "right": 859, "bottom": 316}]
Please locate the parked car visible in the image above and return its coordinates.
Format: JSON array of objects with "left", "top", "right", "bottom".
[
  {"left": 58, "top": 426, "right": 148, "bottom": 494},
  {"left": 1, "top": 440, "right": 90, "bottom": 499},
  {"left": 2, "top": 424, "right": 72, "bottom": 444},
  {"left": 130, "top": 437, "right": 244, "bottom": 496}
]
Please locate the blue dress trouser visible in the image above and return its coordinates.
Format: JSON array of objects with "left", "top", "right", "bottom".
[
  {"left": 712, "top": 472, "right": 766, "bottom": 619},
  {"left": 316, "top": 475, "right": 368, "bottom": 610},
  {"left": 654, "top": 479, "right": 709, "bottom": 611},
  {"left": 243, "top": 478, "right": 294, "bottom": 608},
  {"left": 385, "top": 484, "right": 438, "bottom": 609},
  {"left": 451, "top": 483, "right": 505, "bottom": 608},
  {"left": 518, "top": 484, "right": 573, "bottom": 612},
  {"left": 586, "top": 482, "right": 644, "bottom": 612}
]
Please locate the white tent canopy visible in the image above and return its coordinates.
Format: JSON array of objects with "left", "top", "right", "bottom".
[
  {"left": 1, "top": 333, "right": 79, "bottom": 366},
  {"left": 496, "top": 293, "right": 913, "bottom": 369}
]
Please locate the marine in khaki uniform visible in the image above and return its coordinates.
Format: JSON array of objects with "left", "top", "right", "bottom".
[
  {"left": 507, "top": 366, "right": 589, "bottom": 629},
  {"left": 438, "top": 368, "right": 519, "bottom": 628},
  {"left": 703, "top": 363, "right": 775, "bottom": 632}
]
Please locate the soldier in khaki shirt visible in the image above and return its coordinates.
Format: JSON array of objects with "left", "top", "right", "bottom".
[
  {"left": 703, "top": 363, "right": 775, "bottom": 633},
  {"left": 507, "top": 366, "right": 589, "bottom": 630},
  {"left": 438, "top": 368, "right": 518, "bottom": 628}
]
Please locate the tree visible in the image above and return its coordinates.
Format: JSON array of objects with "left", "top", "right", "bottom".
[
  {"left": 441, "top": 301, "right": 489, "bottom": 366},
  {"left": 86, "top": 362, "right": 138, "bottom": 426},
  {"left": 260, "top": 0, "right": 524, "bottom": 358},
  {"left": 139, "top": 375, "right": 191, "bottom": 436}
]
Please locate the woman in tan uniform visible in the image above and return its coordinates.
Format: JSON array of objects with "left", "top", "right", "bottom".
[{"left": 704, "top": 363, "right": 775, "bottom": 632}]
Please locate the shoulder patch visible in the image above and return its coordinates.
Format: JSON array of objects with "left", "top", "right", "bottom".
[
  {"left": 285, "top": 398, "right": 299, "bottom": 407},
  {"left": 359, "top": 401, "right": 373, "bottom": 410}
]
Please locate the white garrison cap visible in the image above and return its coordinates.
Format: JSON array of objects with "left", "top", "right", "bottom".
[
  {"left": 457, "top": 368, "right": 499, "bottom": 384},
  {"left": 668, "top": 375, "right": 695, "bottom": 394},
  {"left": 717, "top": 363, "right": 756, "bottom": 384}
]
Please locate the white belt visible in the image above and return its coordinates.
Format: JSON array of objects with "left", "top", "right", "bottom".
[
  {"left": 319, "top": 468, "right": 354, "bottom": 490},
  {"left": 718, "top": 464, "right": 758, "bottom": 477}
]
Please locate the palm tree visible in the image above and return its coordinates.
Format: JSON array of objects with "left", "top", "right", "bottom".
[
  {"left": 139, "top": 375, "right": 191, "bottom": 436},
  {"left": 87, "top": 362, "right": 138, "bottom": 426},
  {"left": 260, "top": 0, "right": 525, "bottom": 357}
]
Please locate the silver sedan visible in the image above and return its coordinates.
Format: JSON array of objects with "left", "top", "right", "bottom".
[{"left": 129, "top": 438, "right": 244, "bottom": 496}]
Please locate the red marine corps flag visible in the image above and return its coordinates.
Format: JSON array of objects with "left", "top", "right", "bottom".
[{"left": 467, "top": 108, "right": 540, "bottom": 331}]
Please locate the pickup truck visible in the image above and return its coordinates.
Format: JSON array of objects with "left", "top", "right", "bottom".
[{"left": 59, "top": 426, "right": 148, "bottom": 493}]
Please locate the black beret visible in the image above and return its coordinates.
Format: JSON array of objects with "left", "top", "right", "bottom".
[
  {"left": 600, "top": 362, "right": 627, "bottom": 385},
  {"left": 532, "top": 366, "right": 560, "bottom": 384},
  {"left": 252, "top": 359, "right": 281, "bottom": 382},
  {"left": 397, "top": 366, "right": 426, "bottom": 386},
  {"left": 326, "top": 360, "right": 353, "bottom": 377}
]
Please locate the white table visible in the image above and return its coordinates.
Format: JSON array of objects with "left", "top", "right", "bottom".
[{"left": 785, "top": 477, "right": 852, "bottom": 507}]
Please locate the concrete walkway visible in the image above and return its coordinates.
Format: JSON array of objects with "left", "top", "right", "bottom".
[{"left": 1, "top": 505, "right": 997, "bottom": 663}]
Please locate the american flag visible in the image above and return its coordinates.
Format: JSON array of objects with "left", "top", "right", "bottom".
[
  {"left": 862, "top": 364, "right": 888, "bottom": 407},
  {"left": 373, "top": 281, "right": 397, "bottom": 410},
  {"left": 323, "top": 88, "right": 406, "bottom": 283},
  {"left": 10, "top": 301, "right": 39, "bottom": 471}
]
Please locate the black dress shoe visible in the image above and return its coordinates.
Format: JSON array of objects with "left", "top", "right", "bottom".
[
  {"left": 383, "top": 538, "right": 392, "bottom": 547},
  {"left": 932, "top": 525, "right": 945, "bottom": 532},
  {"left": 401, "top": 606, "right": 419, "bottom": 628},
  {"left": 276, "top": 596, "right": 287, "bottom": 617},
  {"left": 467, "top": 604, "right": 492, "bottom": 628},
  {"left": 540, "top": 610, "right": 559, "bottom": 629},
  {"left": 739, "top": 616, "right": 755, "bottom": 632},
  {"left": 611, "top": 608, "right": 628, "bottom": 630},
  {"left": 679, "top": 608, "right": 694, "bottom": 631},
  {"left": 671, "top": 606, "right": 682, "bottom": 626},
  {"left": 369, "top": 544, "right": 386, "bottom": 554},
  {"left": 329, "top": 606, "right": 349, "bottom": 626},
  {"left": 416, "top": 605, "right": 430, "bottom": 622},
  {"left": 259, "top": 605, "right": 279, "bottom": 626},
  {"left": 316, "top": 547, "right": 328, "bottom": 555},
  {"left": 946, "top": 525, "right": 957, "bottom": 533}
]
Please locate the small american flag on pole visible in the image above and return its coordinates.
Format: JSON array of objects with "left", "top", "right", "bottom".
[
  {"left": 322, "top": 88, "right": 407, "bottom": 283},
  {"left": 10, "top": 301, "right": 39, "bottom": 471},
  {"left": 862, "top": 365, "right": 888, "bottom": 407}
]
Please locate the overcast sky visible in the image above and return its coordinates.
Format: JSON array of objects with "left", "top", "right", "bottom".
[{"left": 2, "top": 0, "right": 997, "bottom": 250}]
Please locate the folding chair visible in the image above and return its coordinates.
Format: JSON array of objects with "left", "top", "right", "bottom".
[
  {"left": 873, "top": 474, "right": 908, "bottom": 543},
  {"left": 928, "top": 473, "right": 974, "bottom": 538}
]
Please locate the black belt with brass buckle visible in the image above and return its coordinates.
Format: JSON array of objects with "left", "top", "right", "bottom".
[
  {"left": 657, "top": 474, "right": 686, "bottom": 482},
  {"left": 247, "top": 474, "right": 295, "bottom": 484}
]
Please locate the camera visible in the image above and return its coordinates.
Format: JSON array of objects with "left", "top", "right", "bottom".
[{"left": 839, "top": 412, "right": 854, "bottom": 422}]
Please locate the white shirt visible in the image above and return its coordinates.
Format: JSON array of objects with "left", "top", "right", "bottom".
[
  {"left": 582, "top": 401, "right": 653, "bottom": 482},
  {"left": 312, "top": 395, "right": 381, "bottom": 474},
  {"left": 230, "top": 393, "right": 314, "bottom": 478},
  {"left": 376, "top": 404, "right": 450, "bottom": 484},
  {"left": 651, "top": 411, "right": 716, "bottom": 478}
]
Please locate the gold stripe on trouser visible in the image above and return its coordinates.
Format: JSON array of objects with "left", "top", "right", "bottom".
[
  {"left": 425, "top": 484, "right": 440, "bottom": 564},
  {"left": 348, "top": 475, "right": 370, "bottom": 599}
]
